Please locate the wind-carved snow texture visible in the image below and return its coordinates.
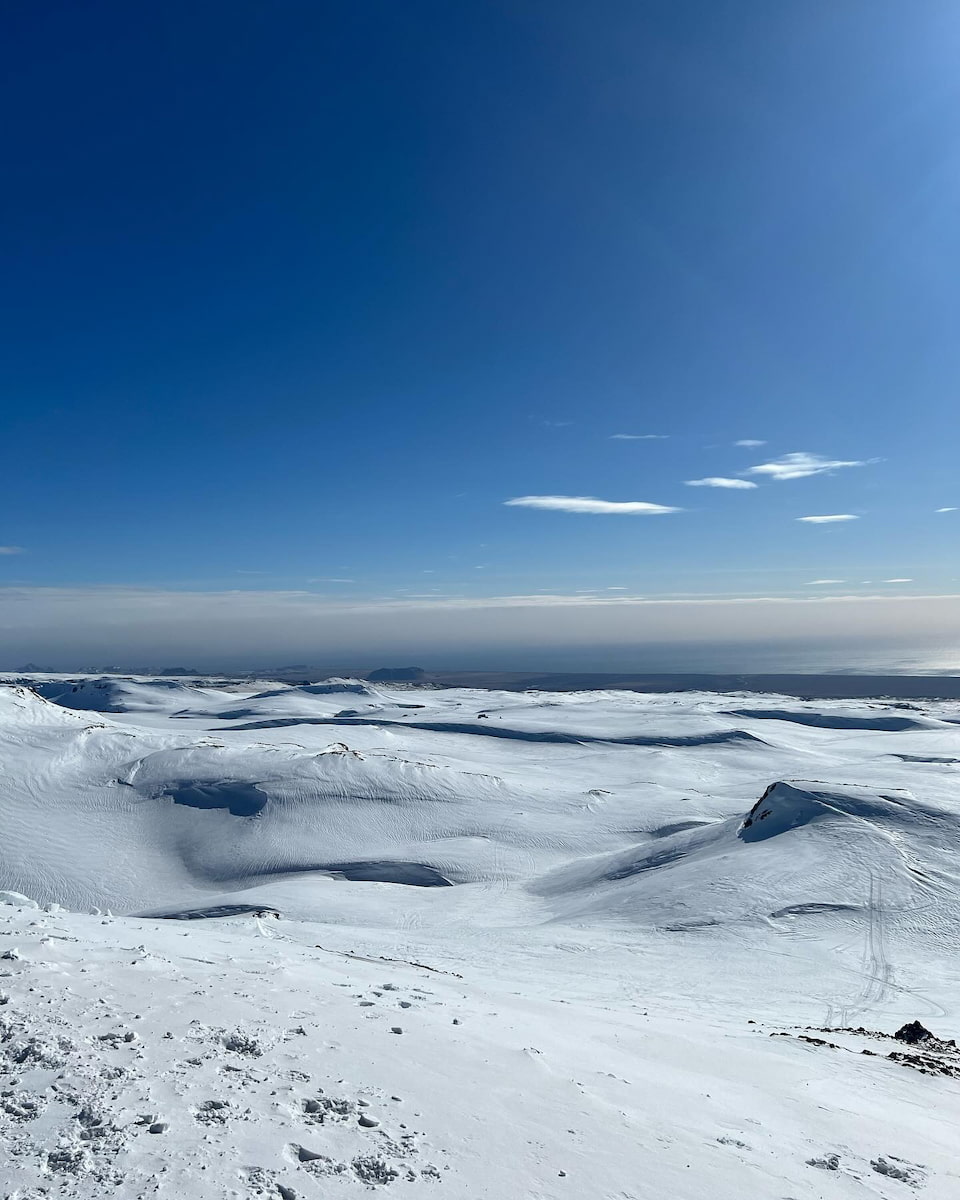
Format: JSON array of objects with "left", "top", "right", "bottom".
[
  {"left": 1, "top": 675, "right": 960, "bottom": 1198},
  {"left": 723, "top": 707, "right": 937, "bottom": 731}
]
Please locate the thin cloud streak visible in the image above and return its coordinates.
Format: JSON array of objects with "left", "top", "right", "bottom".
[
  {"left": 734, "top": 439, "right": 766, "bottom": 447},
  {"left": 796, "top": 514, "right": 859, "bottom": 524},
  {"left": 4, "top": 585, "right": 957, "bottom": 614},
  {"left": 805, "top": 579, "right": 846, "bottom": 585},
  {"left": 609, "top": 433, "right": 669, "bottom": 440},
  {"left": 0, "top": 546, "right": 23, "bottom": 555},
  {"left": 936, "top": 507, "right": 957, "bottom": 513},
  {"left": 505, "top": 495, "right": 681, "bottom": 515},
  {"left": 684, "top": 477, "right": 758, "bottom": 489},
  {"left": 746, "top": 452, "right": 870, "bottom": 481}
]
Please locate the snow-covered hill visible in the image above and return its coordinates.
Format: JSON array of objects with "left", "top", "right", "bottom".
[{"left": 2, "top": 676, "right": 960, "bottom": 1198}]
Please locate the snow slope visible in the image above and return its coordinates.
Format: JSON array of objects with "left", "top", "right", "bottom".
[{"left": 2, "top": 676, "right": 960, "bottom": 1198}]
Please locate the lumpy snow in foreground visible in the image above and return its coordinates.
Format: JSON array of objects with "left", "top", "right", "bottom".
[{"left": 1, "top": 676, "right": 960, "bottom": 1199}]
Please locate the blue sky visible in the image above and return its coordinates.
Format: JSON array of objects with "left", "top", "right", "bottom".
[{"left": 2, "top": 1, "right": 958, "bottom": 666}]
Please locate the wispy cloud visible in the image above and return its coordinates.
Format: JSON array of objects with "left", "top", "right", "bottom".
[
  {"left": 0, "top": 546, "right": 23, "bottom": 555},
  {"left": 936, "top": 507, "right": 957, "bottom": 513},
  {"left": 746, "top": 451, "right": 871, "bottom": 481},
  {"left": 609, "top": 433, "right": 669, "bottom": 440},
  {"left": 307, "top": 577, "right": 355, "bottom": 584},
  {"left": 734, "top": 439, "right": 766, "bottom": 447},
  {"left": 805, "top": 579, "right": 846, "bottom": 585},
  {"left": 796, "top": 514, "right": 859, "bottom": 524},
  {"left": 883, "top": 578, "right": 913, "bottom": 583},
  {"left": 505, "top": 495, "right": 680, "bottom": 515},
  {"left": 684, "top": 477, "right": 758, "bottom": 489}
]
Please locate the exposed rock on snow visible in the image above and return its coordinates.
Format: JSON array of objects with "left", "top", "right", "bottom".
[{"left": 896, "top": 1020, "right": 936, "bottom": 1045}]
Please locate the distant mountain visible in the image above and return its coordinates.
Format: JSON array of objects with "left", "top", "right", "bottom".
[
  {"left": 366, "top": 666, "right": 427, "bottom": 682},
  {"left": 159, "top": 666, "right": 201, "bottom": 676}
]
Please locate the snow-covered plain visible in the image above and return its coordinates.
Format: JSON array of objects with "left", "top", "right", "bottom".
[{"left": 2, "top": 675, "right": 960, "bottom": 1198}]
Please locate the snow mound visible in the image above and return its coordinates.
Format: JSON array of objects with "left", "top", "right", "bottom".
[
  {"left": 298, "top": 679, "right": 374, "bottom": 695},
  {"left": 531, "top": 779, "right": 960, "bottom": 929},
  {"left": 191, "top": 682, "right": 386, "bottom": 722},
  {"left": 739, "top": 779, "right": 958, "bottom": 841},
  {"left": 0, "top": 693, "right": 545, "bottom": 911},
  {"left": 30, "top": 677, "right": 224, "bottom": 714},
  {"left": 0, "top": 684, "right": 94, "bottom": 726}
]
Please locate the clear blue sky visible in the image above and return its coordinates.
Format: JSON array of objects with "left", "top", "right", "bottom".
[{"left": 2, "top": 2, "right": 958, "bottom": 667}]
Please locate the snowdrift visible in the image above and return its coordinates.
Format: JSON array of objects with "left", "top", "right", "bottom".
[
  {"left": 176, "top": 681, "right": 388, "bottom": 722},
  {"left": 531, "top": 779, "right": 960, "bottom": 929},
  {"left": 2, "top": 679, "right": 960, "bottom": 949},
  {"left": 725, "top": 707, "right": 943, "bottom": 732},
  {"left": 27, "top": 676, "right": 227, "bottom": 713},
  {"left": 0, "top": 687, "right": 581, "bottom": 911}
]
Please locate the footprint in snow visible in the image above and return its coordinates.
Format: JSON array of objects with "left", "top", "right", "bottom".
[
  {"left": 303, "top": 1094, "right": 355, "bottom": 1123},
  {"left": 242, "top": 1165, "right": 294, "bottom": 1197},
  {"left": 194, "top": 1099, "right": 232, "bottom": 1124}
]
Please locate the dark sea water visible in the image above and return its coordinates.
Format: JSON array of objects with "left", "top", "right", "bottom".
[{"left": 431, "top": 637, "right": 960, "bottom": 676}]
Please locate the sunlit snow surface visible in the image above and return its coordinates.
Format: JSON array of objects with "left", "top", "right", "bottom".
[{"left": 2, "top": 676, "right": 960, "bottom": 1198}]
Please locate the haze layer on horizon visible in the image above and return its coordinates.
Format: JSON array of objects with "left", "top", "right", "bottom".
[{"left": 2, "top": 587, "right": 957, "bottom": 674}]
